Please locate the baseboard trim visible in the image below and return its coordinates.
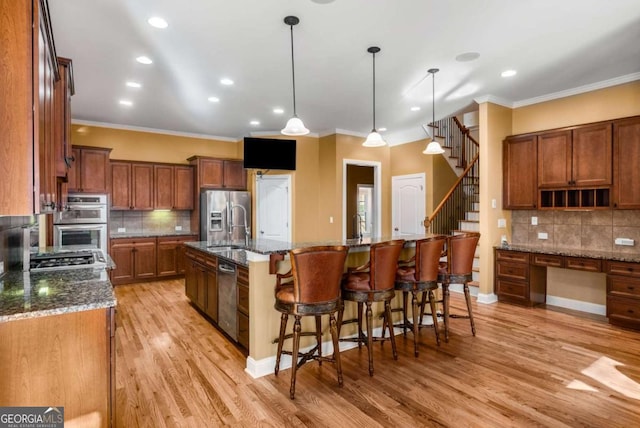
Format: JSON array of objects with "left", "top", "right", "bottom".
[
  {"left": 477, "top": 293, "right": 498, "bottom": 304},
  {"left": 546, "top": 295, "right": 606, "bottom": 316}
]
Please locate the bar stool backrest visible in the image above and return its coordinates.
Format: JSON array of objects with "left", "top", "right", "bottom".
[
  {"left": 370, "top": 240, "right": 405, "bottom": 291},
  {"left": 290, "top": 245, "right": 349, "bottom": 304},
  {"left": 416, "top": 235, "right": 447, "bottom": 282},
  {"left": 447, "top": 232, "right": 480, "bottom": 276}
]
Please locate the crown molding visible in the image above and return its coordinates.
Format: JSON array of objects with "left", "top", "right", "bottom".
[
  {"left": 473, "top": 95, "right": 513, "bottom": 108},
  {"left": 72, "top": 119, "right": 240, "bottom": 142},
  {"left": 248, "top": 130, "right": 320, "bottom": 138}
]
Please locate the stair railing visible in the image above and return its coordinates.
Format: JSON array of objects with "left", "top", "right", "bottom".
[{"left": 425, "top": 116, "right": 480, "bottom": 235}]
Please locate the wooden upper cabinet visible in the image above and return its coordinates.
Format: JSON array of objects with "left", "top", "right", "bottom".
[
  {"left": 174, "top": 166, "right": 194, "bottom": 210},
  {"left": 503, "top": 135, "right": 537, "bottom": 209},
  {"left": 154, "top": 165, "right": 174, "bottom": 209},
  {"left": 53, "top": 57, "right": 73, "bottom": 178},
  {"left": 110, "top": 161, "right": 131, "bottom": 209},
  {"left": 190, "top": 156, "right": 246, "bottom": 190},
  {"left": 537, "top": 130, "right": 572, "bottom": 188},
  {"left": 613, "top": 117, "right": 640, "bottom": 209},
  {"left": 68, "top": 146, "right": 111, "bottom": 193},
  {"left": 132, "top": 163, "right": 153, "bottom": 210},
  {"left": 198, "top": 158, "right": 224, "bottom": 187},
  {"left": 572, "top": 123, "right": 612, "bottom": 187},
  {"left": 223, "top": 160, "right": 247, "bottom": 190}
]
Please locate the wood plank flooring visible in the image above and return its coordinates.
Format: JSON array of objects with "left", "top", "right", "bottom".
[{"left": 114, "top": 279, "right": 640, "bottom": 427}]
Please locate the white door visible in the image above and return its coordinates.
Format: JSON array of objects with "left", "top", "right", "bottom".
[
  {"left": 392, "top": 173, "right": 426, "bottom": 236},
  {"left": 256, "top": 175, "right": 291, "bottom": 242}
]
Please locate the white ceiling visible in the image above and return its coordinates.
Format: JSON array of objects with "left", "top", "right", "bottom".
[{"left": 49, "top": 0, "right": 640, "bottom": 145}]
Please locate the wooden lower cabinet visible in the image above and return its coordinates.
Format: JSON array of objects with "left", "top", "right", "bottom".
[
  {"left": 495, "top": 249, "right": 546, "bottom": 306},
  {"left": 184, "top": 249, "right": 249, "bottom": 350},
  {"left": 157, "top": 235, "right": 198, "bottom": 277},
  {"left": 110, "top": 237, "right": 157, "bottom": 285},
  {"left": 606, "top": 261, "right": 640, "bottom": 329},
  {"left": 0, "top": 307, "right": 115, "bottom": 428}
]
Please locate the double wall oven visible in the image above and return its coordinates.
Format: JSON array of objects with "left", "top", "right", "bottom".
[{"left": 53, "top": 194, "right": 109, "bottom": 253}]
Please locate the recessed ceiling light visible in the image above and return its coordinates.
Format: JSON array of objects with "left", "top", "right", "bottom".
[
  {"left": 207, "top": 96, "right": 220, "bottom": 103},
  {"left": 501, "top": 69, "right": 517, "bottom": 77},
  {"left": 250, "top": 120, "right": 260, "bottom": 126},
  {"left": 119, "top": 100, "right": 133, "bottom": 106},
  {"left": 126, "top": 81, "right": 142, "bottom": 88},
  {"left": 147, "top": 17, "right": 168, "bottom": 29},
  {"left": 136, "top": 56, "right": 153, "bottom": 65},
  {"left": 455, "top": 52, "right": 480, "bottom": 62},
  {"left": 273, "top": 108, "right": 284, "bottom": 114},
  {"left": 411, "top": 106, "right": 421, "bottom": 111},
  {"left": 220, "top": 78, "right": 234, "bottom": 86},
  {"left": 378, "top": 127, "right": 387, "bottom": 132}
]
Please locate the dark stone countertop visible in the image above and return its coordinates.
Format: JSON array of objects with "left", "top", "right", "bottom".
[
  {"left": 495, "top": 244, "right": 640, "bottom": 263},
  {"left": 0, "top": 267, "right": 116, "bottom": 323},
  {"left": 110, "top": 231, "right": 198, "bottom": 239}
]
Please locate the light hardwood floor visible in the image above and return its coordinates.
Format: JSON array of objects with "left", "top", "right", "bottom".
[{"left": 115, "top": 279, "right": 640, "bottom": 427}]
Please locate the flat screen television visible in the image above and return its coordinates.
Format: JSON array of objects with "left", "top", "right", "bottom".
[{"left": 243, "top": 137, "right": 296, "bottom": 171}]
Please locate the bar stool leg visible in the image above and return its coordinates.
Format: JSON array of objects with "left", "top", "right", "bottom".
[
  {"left": 365, "top": 301, "right": 374, "bottom": 376},
  {"left": 443, "top": 282, "right": 450, "bottom": 343},
  {"left": 358, "top": 302, "right": 365, "bottom": 349},
  {"left": 315, "top": 316, "right": 323, "bottom": 364},
  {"left": 464, "top": 284, "right": 476, "bottom": 336},
  {"left": 385, "top": 300, "right": 398, "bottom": 360},
  {"left": 402, "top": 291, "right": 409, "bottom": 336},
  {"left": 411, "top": 289, "right": 420, "bottom": 357},
  {"left": 290, "top": 316, "right": 302, "bottom": 399},
  {"left": 329, "top": 313, "right": 343, "bottom": 387},
  {"left": 428, "top": 290, "right": 441, "bottom": 346},
  {"left": 275, "top": 313, "right": 288, "bottom": 375},
  {"left": 337, "top": 301, "right": 344, "bottom": 337}
]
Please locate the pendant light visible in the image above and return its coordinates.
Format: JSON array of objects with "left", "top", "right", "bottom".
[
  {"left": 362, "top": 46, "right": 386, "bottom": 147},
  {"left": 281, "top": 16, "right": 309, "bottom": 136},
  {"left": 423, "top": 68, "right": 445, "bottom": 155}
]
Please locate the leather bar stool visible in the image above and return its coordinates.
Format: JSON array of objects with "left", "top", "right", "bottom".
[
  {"left": 430, "top": 232, "right": 480, "bottom": 342},
  {"left": 273, "top": 245, "right": 349, "bottom": 399},
  {"left": 394, "top": 235, "right": 447, "bottom": 356},
  {"left": 338, "top": 239, "right": 404, "bottom": 376}
]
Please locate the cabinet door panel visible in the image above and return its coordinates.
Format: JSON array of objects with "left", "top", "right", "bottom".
[
  {"left": 613, "top": 117, "right": 640, "bottom": 209},
  {"left": 223, "top": 160, "right": 246, "bottom": 189},
  {"left": 503, "top": 135, "right": 537, "bottom": 209},
  {"left": 206, "top": 269, "right": 218, "bottom": 322},
  {"left": 572, "top": 123, "right": 612, "bottom": 186},
  {"left": 537, "top": 130, "right": 572, "bottom": 188},
  {"left": 80, "top": 148, "right": 109, "bottom": 193},
  {"left": 110, "top": 242, "right": 135, "bottom": 284},
  {"left": 156, "top": 240, "right": 178, "bottom": 277},
  {"left": 199, "top": 159, "right": 224, "bottom": 188},
  {"left": 185, "top": 259, "right": 198, "bottom": 302},
  {"left": 174, "top": 166, "right": 194, "bottom": 210},
  {"left": 110, "top": 162, "right": 131, "bottom": 209},
  {"left": 132, "top": 164, "right": 153, "bottom": 210},
  {"left": 67, "top": 147, "right": 80, "bottom": 192},
  {"left": 134, "top": 241, "right": 157, "bottom": 278},
  {"left": 154, "top": 165, "right": 174, "bottom": 209}
]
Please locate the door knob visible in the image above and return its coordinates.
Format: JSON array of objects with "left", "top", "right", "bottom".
[{"left": 394, "top": 227, "right": 399, "bottom": 231}]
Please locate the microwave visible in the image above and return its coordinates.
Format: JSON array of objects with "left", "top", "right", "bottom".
[
  {"left": 54, "top": 194, "right": 108, "bottom": 224},
  {"left": 53, "top": 223, "right": 108, "bottom": 253}
]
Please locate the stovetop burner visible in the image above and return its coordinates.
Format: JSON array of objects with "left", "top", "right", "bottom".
[{"left": 30, "top": 250, "right": 107, "bottom": 271}]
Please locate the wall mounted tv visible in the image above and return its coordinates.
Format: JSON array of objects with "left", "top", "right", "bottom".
[{"left": 243, "top": 137, "right": 297, "bottom": 171}]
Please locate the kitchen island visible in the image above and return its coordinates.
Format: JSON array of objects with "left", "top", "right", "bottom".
[
  {"left": 0, "top": 267, "right": 116, "bottom": 427},
  {"left": 185, "top": 235, "right": 431, "bottom": 378}
]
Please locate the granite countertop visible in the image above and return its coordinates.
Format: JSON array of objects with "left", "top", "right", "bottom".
[
  {"left": 111, "top": 231, "right": 198, "bottom": 239},
  {"left": 0, "top": 267, "right": 116, "bottom": 323},
  {"left": 496, "top": 243, "right": 640, "bottom": 263}
]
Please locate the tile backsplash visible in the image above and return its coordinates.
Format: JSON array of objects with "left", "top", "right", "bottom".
[
  {"left": 511, "top": 210, "right": 640, "bottom": 253},
  {"left": 110, "top": 211, "right": 191, "bottom": 235}
]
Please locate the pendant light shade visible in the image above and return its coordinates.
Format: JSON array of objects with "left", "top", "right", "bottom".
[
  {"left": 281, "top": 16, "right": 309, "bottom": 136},
  {"left": 362, "top": 46, "right": 386, "bottom": 147},
  {"left": 423, "top": 68, "right": 445, "bottom": 155}
]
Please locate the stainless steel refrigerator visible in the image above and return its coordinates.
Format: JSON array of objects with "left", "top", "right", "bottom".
[{"left": 200, "top": 190, "right": 251, "bottom": 244}]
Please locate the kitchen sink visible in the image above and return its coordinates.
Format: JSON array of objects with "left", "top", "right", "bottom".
[{"left": 207, "top": 245, "right": 241, "bottom": 252}]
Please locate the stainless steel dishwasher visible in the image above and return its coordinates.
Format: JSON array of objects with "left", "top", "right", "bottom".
[{"left": 217, "top": 262, "right": 237, "bottom": 340}]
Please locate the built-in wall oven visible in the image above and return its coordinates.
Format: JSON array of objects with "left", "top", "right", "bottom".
[{"left": 53, "top": 194, "right": 108, "bottom": 253}]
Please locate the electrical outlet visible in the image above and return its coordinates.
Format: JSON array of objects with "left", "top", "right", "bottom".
[
  {"left": 614, "top": 238, "right": 635, "bottom": 246},
  {"left": 497, "top": 218, "right": 506, "bottom": 228},
  {"left": 117, "top": 227, "right": 126, "bottom": 233},
  {"left": 491, "top": 199, "right": 497, "bottom": 209},
  {"left": 175, "top": 225, "right": 182, "bottom": 231},
  {"left": 538, "top": 232, "right": 548, "bottom": 240},
  {"left": 0, "top": 261, "right": 4, "bottom": 276},
  {"left": 531, "top": 216, "right": 538, "bottom": 226}
]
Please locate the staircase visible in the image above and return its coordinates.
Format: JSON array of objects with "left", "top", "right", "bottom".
[{"left": 425, "top": 115, "right": 480, "bottom": 290}]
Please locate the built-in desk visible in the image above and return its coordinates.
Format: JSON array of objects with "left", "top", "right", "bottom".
[{"left": 494, "top": 245, "right": 640, "bottom": 330}]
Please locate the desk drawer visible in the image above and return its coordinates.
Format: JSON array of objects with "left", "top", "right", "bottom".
[
  {"left": 532, "top": 254, "right": 564, "bottom": 268},
  {"left": 496, "top": 261, "right": 529, "bottom": 281},
  {"left": 608, "top": 276, "right": 640, "bottom": 298},
  {"left": 565, "top": 257, "right": 602, "bottom": 272},
  {"left": 607, "top": 296, "right": 640, "bottom": 327},
  {"left": 496, "top": 279, "right": 528, "bottom": 301},
  {"left": 496, "top": 250, "right": 529, "bottom": 264},
  {"left": 606, "top": 261, "right": 640, "bottom": 278}
]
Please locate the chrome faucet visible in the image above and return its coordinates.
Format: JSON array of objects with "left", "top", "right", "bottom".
[{"left": 230, "top": 204, "right": 250, "bottom": 245}]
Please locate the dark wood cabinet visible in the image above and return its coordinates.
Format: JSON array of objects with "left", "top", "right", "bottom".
[
  {"left": 237, "top": 266, "right": 250, "bottom": 351},
  {"left": 223, "top": 160, "right": 247, "bottom": 190},
  {"left": 606, "top": 261, "right": 640, "bottom": 330},
  {"left": 157, "top": 235, "right": 198, "bottom": 277},
  {"left": 109, "top": 237, "right": 157, "bottom": 285},
  {"left": 154, "top": 164, "right": 194, "bottom": 210},
  {"left": 205, "top": 264, "right": 218, "bottom": 322},
  {"left": 612, "top": 117, "right": 640, "bottom": 209},
  {"left": 0, "top": 0, "right": 59, "bottom": 215},
  {"left": 110, "top": 161, "right": 153, "bottom": 210},
  {"left": 503, "top": 135, "right": 537, "bottom": 209},
  {"left": 53, "top": 57, "right": 73, "bottom": 179},
  {"left": 189, "top": 156, "right": 246, "bottom": 190},
  {"left": 537, "top": 130, "right": 572, "bottom": 188},
  {"left": 68, "top": 146, "right": 111, "bottom": 193}
]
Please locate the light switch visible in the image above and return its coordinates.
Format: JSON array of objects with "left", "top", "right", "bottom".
[
  {"left": 117, "top": 227, "right": 126, "bottom": 233},
  {"left": 615, "top": 238, "right": 634, "bottom": 246},
  {"left": 491, "top": 199, "right": 497, "bottom": 209},
  {"left": 531, "top": 216, "right": 538, "bottom": 226},
  {"left": 175, "top": 225, "right": 182, "bottom": 231},
  {"left": 538, "top": 232, "right": 548, "bottom": 240},
  {"left": 497, "top": 218, "right": 506, "bottom": 228}
]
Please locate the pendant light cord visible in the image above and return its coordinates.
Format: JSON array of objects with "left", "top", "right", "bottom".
[
  {"left": 289, "top": 24, "right": 297, "bottom": 117},
  {"left": 432, "top": 71, "right": 435, "bottom": 127},
  {"left": 372, "top": 50, "right": 376, "bottom": 130}
]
